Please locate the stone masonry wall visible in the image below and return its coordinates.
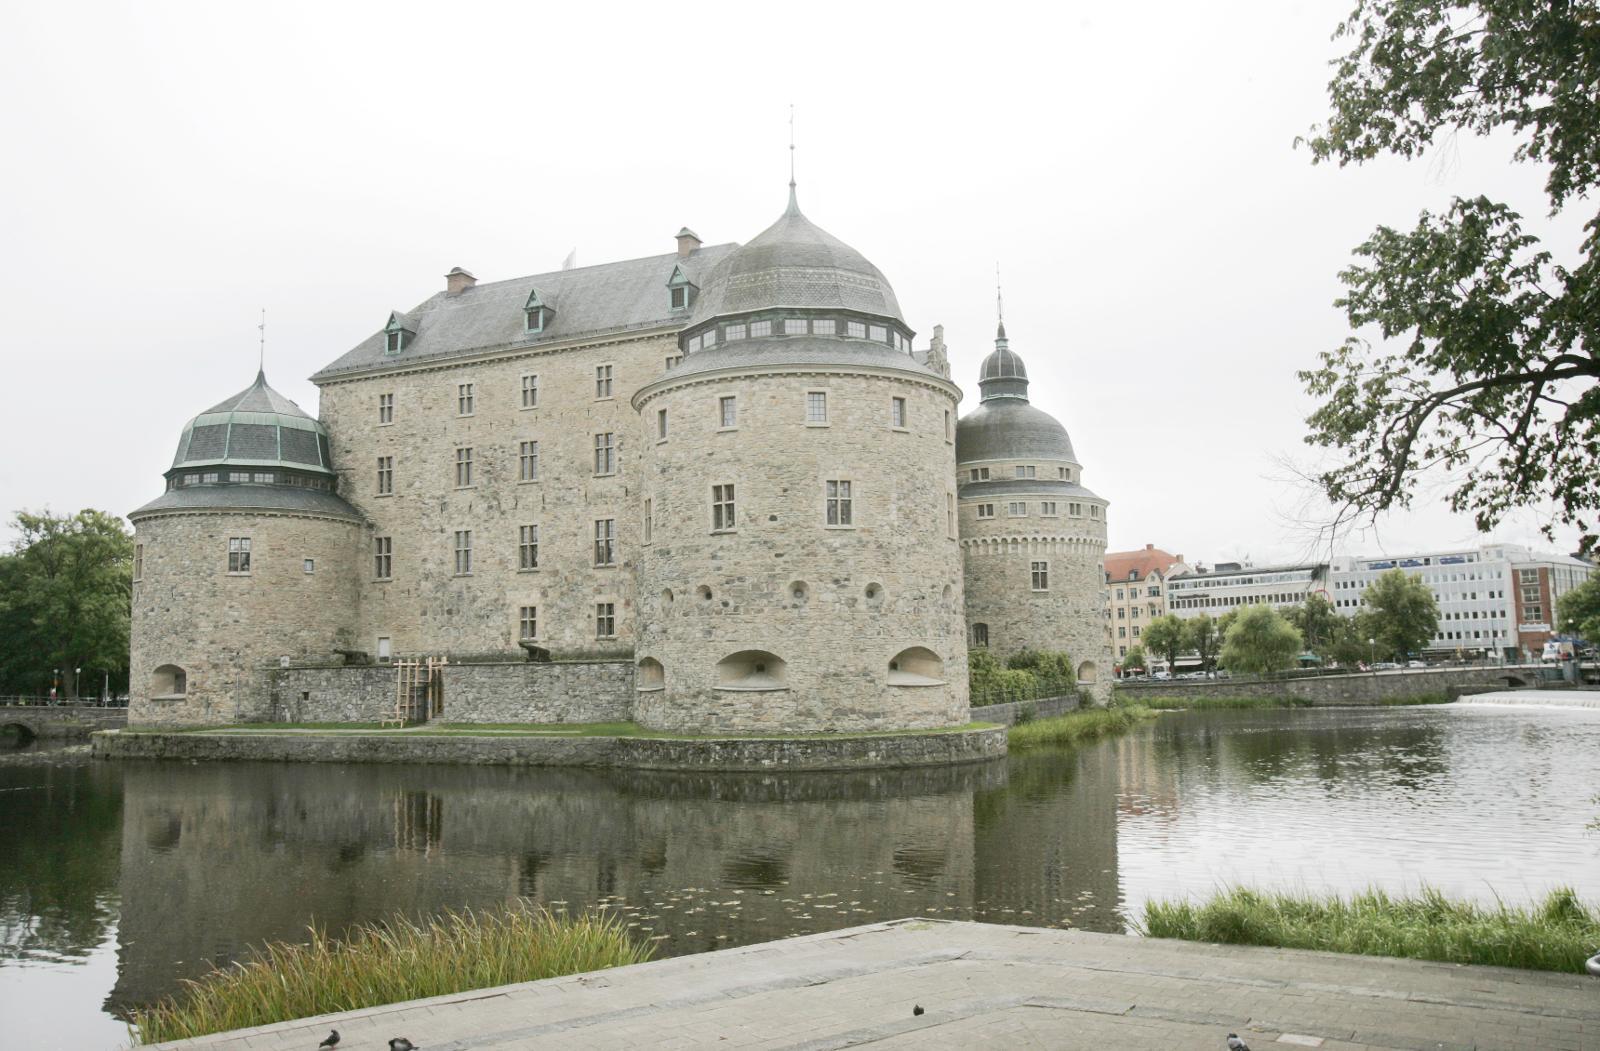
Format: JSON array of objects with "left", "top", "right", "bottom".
[
  {"left": 271, "top": 660, "right": 634, "bottom": 724},
  {"left": 129, "top": 510, "right": 362, "bottom": 726},
  {"left": 1114, "top": 666, "right": 1540, "bottom": 705}
]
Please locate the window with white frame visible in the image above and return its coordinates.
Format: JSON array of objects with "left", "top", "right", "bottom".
[
  {"left": 976, "top": 503, "right": 995, "bottom": 519},
  {"left": 1008, "top": 501, "right": 1027, "bottom": 517},
  {"left": 457, "top": 383, "right": 475, "bottom": 415},
  {"left": 519, "top": 440, "right": 539, "bottom": 482},
  {"left": 519, "top": 605, "right": 537, "bottom": 640},
  {"left": 825, "top": 479, "right": 853, "bottom": 526},
  {"left": 595, "top": 364, "right": 614, "bottom": 399},
  {"left": 869, "top": 324, "right": 887, "bottom": 342},
  {"left": 719, "top": 396, "right": 736, "bottom": 428},
  {"left": 813, "top": 319, "right": 836, "bottom": 335},
  {"left": 749, "top": 320, "right": 772, "bottom": 337},
  {"left": 1031, "top": 561, "right": 1049, "bottom": 591},
  {"left": 374, "top": 536, "right": 392, "bottom": 579},
  {"left": 454, "top": 447, "right": 473, "bottom": 487},
  {"left": 593, "top": 519, "right": 616, "bottom": 566},
  {"left": 712, "top": 484, "right": 736, "bottom": 531},
  {"left": 519, "top": 524, "right": 539, "bottom": 570},
  {"left": 891, "top": 397, "right": 906, "bottom": 428},
  {"left": 521, "top": 374, "right": 538, "bottom": 408},
  {"left": 453, "top": 530, "right": 472, "bottom": 575},
  {"left": 847, "top": 321, "right": 866, "bottom": 338},
  {"left": 784, "top": 319, "right": 807, "bottom": 335},
  {"left": 379, "top": 392, "right": 394, "bottom": 424},
  {"left": 596, "top": 602, "right": 617, "bottom": 638},
  {"left": 806, "top": 391, "right": 828, "bottom": 424},
  {"left": 377, "top": 456, "right": 393, "bottom": 495},
  {"left": 725, "top": 322, "right": 746, "bottom": 341},
  {"left": 594, "top": 432, "right": 615, "bottom": 475},
  {"left": 228, "top": 537, "right": 251, "bottom": 573}
]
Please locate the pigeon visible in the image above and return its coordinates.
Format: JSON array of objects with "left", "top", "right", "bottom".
[
  {"left": 913, "top": 1005, "right": 925, "bottom": 1016},
  {"left": 1226, "top": 1034, "right": 1251, "bottom": 1051},
  {"left": 389, "top": 1041, "right": 416, "bottom": 1051},
  {"left": 318, "top": 1032, "right": 340, "bottom": 1049}
]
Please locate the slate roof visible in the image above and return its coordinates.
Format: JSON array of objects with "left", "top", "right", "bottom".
[
  {"left": 200, "top": 370, "right": 315, "bottom": 418},
  {"left": 956, "top": 398, "right": 1078, "bottom": 464},
  {"left": 312, "top": 243, "right": 738, "bottom": 381},
  {"left": 957, "top": 478, "right": 1103, "bottom": 501},
  {"left": 130, "top": 484, "right": 364, "bottom": 522},
  {"left": 173, "top": 371, "right": 333, "bottom": 472},
  {"left": 638, "top": 335, "right": 948, "bottom": 398}
]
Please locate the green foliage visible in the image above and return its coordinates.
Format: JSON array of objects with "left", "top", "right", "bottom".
[
  {"left": 1364, "top": 568, "right": 1440, "bottom": 660},
  {"left": 1219, "top": 605, "right": 1304, "bottom": 678},
  {"left": 1325, "top": 609, "right": 1381, "bottom": 667},
  {"left": 0, "top": 509, "right": 133, "bottom": 697},
  {"left": 1299, "top": 1, "right": 1600, "bottom": 552},
  {"left": 1183, "top": 614, "right": 1222, "bottom": 670},
  {"left": 1556, "top": 576, "right": 1600, "bottom": 644},
  {"left": 1121, "top": 645, "right": 1147, "bottom": 673},
  {"left": 130, "top": 903, "right": 650, "bottom": 1044},
  {"left": 1142, "top": 885, "right": 1600, "bottom": 974},
  {"left": 1287, "top": 594, "right": 1339, "bottom": 655},
  {"left": 1004, "top": 648, "right": 1077, "bottom": 689},
  {"left": 1141, "top": 615, "right": 1188, "bottom": 672},
  {"left": 1007, "top": 704, "right": 1156, "bottom": 750}
]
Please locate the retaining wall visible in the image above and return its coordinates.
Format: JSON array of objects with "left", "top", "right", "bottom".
[
  {"left": 92, "top": 725, "right": 1007, "bottom": 771},
  {"left": 968, "top": 692, "right": 1082, "bottom": 726},
  {"left": 1115, "top": 666, "right": 1539, "bottom": 706}
]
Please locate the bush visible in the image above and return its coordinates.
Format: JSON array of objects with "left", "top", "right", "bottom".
[
  {"left": 1005, "top": 648, "right": 1077, "bottom": 688},
  {"left": 1007, "top": 705, "right": 1156, "bottom": 749}
]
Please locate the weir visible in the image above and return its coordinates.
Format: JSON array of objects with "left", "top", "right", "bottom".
[{"left": 1454, "top": 689, "right": 1600, "bottom": 709}]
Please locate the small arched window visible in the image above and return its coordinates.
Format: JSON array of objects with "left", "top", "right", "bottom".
[
  {"left": 152, "top": 664, "right": 187, "bottom": 697},
  {"left": 637, "top": 657, "right": 665, "bottom": 692},
  {"left": 1077, "top": 660, "right": 1098, "bottom": 684},
  {"left": 715, "top": 650, "right": 787, "bottom": 691},
  {"left": 887, "top": 647, "right": 945, "bottom": 686}
]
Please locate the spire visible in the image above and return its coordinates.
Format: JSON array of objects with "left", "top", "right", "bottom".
[
  {"left": 256, "top": 307, "right": 267, "bottom": 381},
  {"left": 995, "top": 266, "right": 1008, "bottom": 347},
  {"left": 785, "top": 103, "right": 801, "bottom": 217}
]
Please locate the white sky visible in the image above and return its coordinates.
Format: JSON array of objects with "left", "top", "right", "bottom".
[{"left": 0, "top": 0, "right": 1587, "bottom": 564}]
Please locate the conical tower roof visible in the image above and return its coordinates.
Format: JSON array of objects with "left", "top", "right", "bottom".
[
  {"left": 957, "top": 323, "right": 1078, "bottom": 464},
  {"left": 170, "top": 370, "right": 333, "bottom": 473}
]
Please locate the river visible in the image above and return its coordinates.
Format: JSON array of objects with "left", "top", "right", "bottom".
[{"left": 1, "top": 704, "right": 1596, "bottom": 1050}]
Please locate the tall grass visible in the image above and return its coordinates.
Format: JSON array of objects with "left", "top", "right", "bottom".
[
  {"left": 1141, "top": 885, "right": 1600, "bottom": 973},
  {"left": 131, "top": 903, "right": 650, "bottom": 1044},
  {"left": 1007, "top": 704, "right": 1155, "bottom": 749}
]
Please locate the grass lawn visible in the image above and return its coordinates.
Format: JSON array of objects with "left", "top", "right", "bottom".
[{"left": 145, "top": 720, "right": 1000, "bottom": 741}]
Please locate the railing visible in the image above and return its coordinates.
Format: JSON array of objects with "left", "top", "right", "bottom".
[
  {"left": 969, "top": 677, "right": 1079, "bottom": 709},
  {"left": 1117, "top": 661, "right": 1547, "bottom": 687},
  {"left": 0, "top": 696, "right": 129, "bottom": 708}
]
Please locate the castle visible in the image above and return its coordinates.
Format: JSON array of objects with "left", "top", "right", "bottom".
[{"left": 128, "top": 182, "right": 1112, "bottom": 730}]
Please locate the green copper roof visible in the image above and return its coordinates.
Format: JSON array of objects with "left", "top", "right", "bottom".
[{"left": 170, "top": 370, "right": 334, "bottom": 473}]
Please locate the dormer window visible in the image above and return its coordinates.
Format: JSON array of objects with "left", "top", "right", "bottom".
[
  {"left": 666, "top": 265, "right": 697, "bottom": 312},
  {"left": 384, "top": 311, "right": 416, "bottom": 356},
  {"left": 524, "top": 288, "right": 551, "bottom": 334}
]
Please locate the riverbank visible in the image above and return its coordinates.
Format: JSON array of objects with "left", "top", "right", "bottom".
[
  {"left": 1134, "top": 692, "right": 1453, "bottom": 711},
  {"left": 134, "top": 918, "right": 1600, "bottom": 1051},
  {"left": 91, "top": 722, "right": 1008, "bottom": 771},
  {"left": 1007, "top": 704, "right": 1155, "bottom": 748},
  {"left": 1142, "top": 885, "right": 1600, "bottom": 974}
]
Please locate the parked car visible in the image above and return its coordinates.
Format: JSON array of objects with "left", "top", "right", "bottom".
[
  {"left": 1371, "top": 661, "right": 1401, "bottom": 670},
  {"left": 1406, "top": 660, "right": 1426, "bottom": 669},
  {"left": 1152, "top": 671, "right": 1172, "bottom": 681}
]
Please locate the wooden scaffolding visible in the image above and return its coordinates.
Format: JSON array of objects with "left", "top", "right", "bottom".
[{"left": 386, "top": 657, "right": 446, "bottom": 727}]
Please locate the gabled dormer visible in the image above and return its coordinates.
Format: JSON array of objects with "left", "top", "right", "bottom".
[
  {"left": 666, "top": 264, "right": 698, "bottom": 313},
  {"left": 384, "top": 311, "right": 416, "bottom": 355},
  {"left": 524, "top": 287, "right": 553, "bottom": 334}
]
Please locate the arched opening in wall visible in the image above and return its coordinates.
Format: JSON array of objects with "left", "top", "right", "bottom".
[
  {"left": 715, "top": 650, "right": 788, "bottom": 691},
  {"left": 970, "top": 623, "right": 989, "bottom": 648},
  {"left": 1077, "top": 661, "right": 1098, "bottom": 684},
  {"left": 637, "top": 657, "right": 665, "bottom": 692},
  {"left": 152, "top": 664, "right": 187, "bottom": 698},
  {"left": 888, "top": 647, "right": 946, "bottom": 686},
  {"left": 864, "top": 582, "right": 884, "bottom": 606},
  {"left": 661, "top": 588, "right": 675, "bottom": 607},
  {"left": 942, "top": 584, "right": 953, "bottom": 603},
  {"left": 697, "top": 585, "right": 714, "bottom": 604}
]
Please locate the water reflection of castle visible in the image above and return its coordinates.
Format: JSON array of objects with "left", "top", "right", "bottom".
[{"left": 109, "top": 755, "right": 1124, "bottom": 1011}]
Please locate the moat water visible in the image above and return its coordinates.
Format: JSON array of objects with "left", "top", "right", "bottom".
[{"left": 3, "top": 704, "right": 1598, "bottom": 1050}]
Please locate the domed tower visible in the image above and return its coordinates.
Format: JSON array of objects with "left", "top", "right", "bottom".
[
  {"left": 630, "top": 185, "right": 968, "bottom": 732},
  {"left": 128, "top": 370, "right": 364, "bottom": 726},
  {"left": 956, "top": 322, "right": 1112, "bottom": 702}
]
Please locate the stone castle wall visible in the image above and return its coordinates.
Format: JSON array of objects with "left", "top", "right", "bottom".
[
  {"left": 129, "top": 510, "right": 362, "bottom": 726},
  {"left": 632, "top": 367, "right": 969, "bottom": 732},
  {"left": 270, "top": 660, "right": 633, "bottom": 724}
]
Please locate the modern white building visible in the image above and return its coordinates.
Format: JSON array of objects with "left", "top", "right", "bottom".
[{"left": 1166, "top": 561, "right": 1327, "bottom": 619}]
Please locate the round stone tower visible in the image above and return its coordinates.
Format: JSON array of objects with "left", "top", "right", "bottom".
[
  {"left": 630, "top": 185, "right": 968, "bottom": 733},
  {"left": 129, "top": 370, "right": 364, "bottom": 726},
  {"left": 955, "top": 323, "right": 1113, "bottom": 702}
]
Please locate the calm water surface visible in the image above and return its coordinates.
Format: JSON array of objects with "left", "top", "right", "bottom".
[{"left": 2, "top": 704, "right": 1597, "bottom": 1050}]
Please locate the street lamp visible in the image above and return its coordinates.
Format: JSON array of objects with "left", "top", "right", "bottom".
[
  {"left": 75, "top": 667, "right": 81, "bottom": 703},
  {"left": 1368, "top": 638, "right": 1376, "bottom": 672}
]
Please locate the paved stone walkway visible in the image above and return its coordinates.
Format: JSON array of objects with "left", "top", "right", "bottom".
[{"left": 149, "top": 919, "right": 1597, "bottom": 1050}]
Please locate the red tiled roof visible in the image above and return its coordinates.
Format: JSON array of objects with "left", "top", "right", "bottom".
[{"left": 1105, "top": 545, "right": 1184, "bottom": 582}]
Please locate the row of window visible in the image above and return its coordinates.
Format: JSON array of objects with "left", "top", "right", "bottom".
[
  {"left": 1169, "top": 592, "right": 1305, "bottom": 609},
  {"left": 377, "top": 368, "right": 619, "bottom": 427},
  {"left": 684, "top": 315, "right": 913, "bottom": 355},
  {"left": 967, "top": 465, "right": 1076, "bottom": 483},
  {"left": 1112, "top": 586, "right": 1162, "bottom": 600},
  {"left": 511, "top": 602, "right": 618, "bottom": 642},
  {"left": 168, "top": 471, "right": 333, "bottom": 491},
  {"left": 652, "top": 392, "right": 951, "bottom": 439},
  {"left": 1114, "top": 604, "right": 1159, "bottom": 620},
  {"left": 973, "top": 501, "right": 1098, "bottom": 520}
]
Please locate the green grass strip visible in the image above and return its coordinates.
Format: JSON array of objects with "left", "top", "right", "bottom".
[
  {"left": 147, "top": 721, "right": 999, "bottom": 741},
  {"left": 1140, "top": 885, "right": 1600, "bottom": 973},
  {"left": 130, "top": 903, "right": 650, "bottom": 1044},
  {"left": 1006, "top": 705, "right": 1156, "bottom": 749}
]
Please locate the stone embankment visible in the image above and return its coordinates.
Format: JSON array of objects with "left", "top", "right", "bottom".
[
  {"left": 1117, "top": 665, "right": 1544, "bottom": 706},
  {"left": 92, "top": 725, "right": 1007, "bottom": 772},
  {"left": 0, "top": 705, "right": 126, "bottom": 740}
]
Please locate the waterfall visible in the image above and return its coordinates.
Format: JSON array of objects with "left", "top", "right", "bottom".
[{"left": 1453, "top": 690, "right": 1600, "bottom": 709}]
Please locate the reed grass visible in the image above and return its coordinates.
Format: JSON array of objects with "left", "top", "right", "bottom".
[
  {"left": 130, "top": 903, "right": 651, "bottom": 1044},
  {"left": 1140, "top": 885, "right": 1600, "bottom": 973},
  {"left": 1006, "top": 704, "right": 1156, "bottom": 749}
]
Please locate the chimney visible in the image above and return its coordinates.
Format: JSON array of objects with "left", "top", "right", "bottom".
[
  {"left": 446, "top": 267, "right": 476, "bottom": 295},
  {"left": 676, "top": 227, "right": 701, "bottom": 259},
  {"left": 1145, "top": 543, "right": 1154, "bottom": 551}
]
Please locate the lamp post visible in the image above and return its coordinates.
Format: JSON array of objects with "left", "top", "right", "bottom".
[
  {"left": 1368, "top": 638, "right": 1376, "bottom": 672},
  {"left": 74, "top": 666, "right": 81, "bottom": 704}
]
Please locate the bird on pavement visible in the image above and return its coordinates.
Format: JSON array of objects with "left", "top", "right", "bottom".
[
  {"left": 318, "top": 1032, "right": 339, "bottom": 1049},
  {"left": 388, "top": 1040, "right": 416, "bottom": 1051},
  {"left": 913, "top": 1005, "right": 925, "bottom": 1016},
  {"left": 1227, "top": 1034, "right": 1251, "bottom": 1051}
]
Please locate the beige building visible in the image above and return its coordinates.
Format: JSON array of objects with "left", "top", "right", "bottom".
[
  {"left": 128, "top": 181, "right": 1112, "bottom": 729},
  {"left": 1103, "top": 545, "right": 1187, "bottom": 667}
]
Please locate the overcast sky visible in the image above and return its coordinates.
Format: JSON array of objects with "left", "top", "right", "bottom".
[{"left": 1, "top": 0, "right": 1586, "bottom": 564}]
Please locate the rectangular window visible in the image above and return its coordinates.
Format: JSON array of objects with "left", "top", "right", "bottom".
[
  {"left": 594, "top": 432, "right": 615, "bottom": 475},
  {"left": 1069, "top": 502, "right": 1083, "bottom": 516},
  {"left": 596, "top": 602, "right": 617, "bottom": 638},
  {"left": 846, "top": 321, "right": 866, "bottom": 338},
  {"left": 521, "top": 374, "right": 539, "bottom": 409},
  {"left": 813, "top": 319, "right": 836, "bottom": 335},
  {"left": 784, "top": 319, "right": 807, "bottom": 335},
  {"left": 230, "top": 471, "right": 249, "bottom": 482},
  {"left": 657, "top": 409, "right": 668, "bottom": 440},
  {"left": 252, "top": 472, "right": 274, "bottom": 484},
  {"left": 1131, "top": 606, "right": 1140, "bottom": 618},
  {"left": 970, "top": 467, "right": 990, "bottom": 481},
  {"left": 1058, "top": 467, "right": 1069, "bottom": 480},
  {"left": 869, "top": 324, "right": 888, "bottom": 343},
  {"left": 519, "top": 524, "right": 539, "bottom": 570},
  {"left": 725, "top": 322, "right": 747, "bottom": 341},
  {"left": 944, "top": 410, "right": 952, "bottom": 441},
  {"left": 594, "top": 519, "right": 616, "bottom": 566},
  {"left": 457, "top": 383, "right": 475, "bottom": 415},
  {"left": 643, "top": 498, "right": 653, "bottom": 544},
  {"left": 519, "top": 605, "right": 538, "bottom": 640},
  {"left": 666, "top": 354, "right": 683, "bottom": 369},
  {"left": 377, "top": 456, "right": 393, "bottom": 495},
  {"left": 1040, "top": 501, "right": 1058, "bottom": 516},
  {"left": 1014, "top": 465, "right": 1036, "bottom": 479},
  {"left": 688, "top": 336, "right": 702, "bottom": 353},
  {"left": 374, "top": 536, "right": 392, "bottom": 579},
  {"left": 976, "top": 503, "right": 995, "bottom": 519},
  {"left": 1008, "top": 501, "right": 1027, "bottom": 517},
  {"left": 971, "top": 623, "right": 988, "bottom": 647},
  {"left": 670, "top": 285, "right": 687, "bottom": 309},
  {"left": 719, "top": 396, "right": 737, "bottom": 428},
  {"left": 386, "top": 330, "right": 401, "bottom": 352},
  {"left": 825, "top": 479, "right": 853, "bottom": 526},
  {"left": 947, "top": 493, "right": 956, "bottom": 539},
  {"left": 749, "top": 320, "right": 772, "bottom": 337},
  {"left": 134, "top": 544, "right": 144, "bottom": 581},
  {"left": 454, "top": 530, "right": 472, "bottom": 575},
  {"left": 518, "top": 440, "right": 539, "bottom": 482},
  {"left": 455, "top": 447, "right": 473, "bottom": 487},
  {"left": 379, "top": 393, "right": 394, "bottom": 424},
  {"left": 595, "top": 364, "right": 614, "bottom": 399},
  {"left": 712, "top": 483, "right": 736, "bottom": 531},
  {"left": 806, "top": 391, "right": 828, "bottom": 424},
  {"left": 303, "top": 558, "right": 315, "bottom": 574},
  {"left": 1090, "top": 505, "right": 1101, "bottom": 519},
  {"left": 227, "top": 536, "right": 251, "bottom": 573},
  {"left": 1118, "top": 626, "right": 1127, "bottom": 638},
  {"left": 891, "top": 397, "right": 906, "bottom": 428},
  {"left": 1132, "top": 626, "right": 1141, "bottom": 638}
]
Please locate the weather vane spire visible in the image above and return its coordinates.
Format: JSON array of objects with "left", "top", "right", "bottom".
[
  {"left": 257, "top": 307, "right": 266, "bottom": 376},
  {"left": 788, "top": 103, "right": 796, "bottom": 187},
  {"left": 995, "top": 264, "right": 1007, "bottom": 341}
]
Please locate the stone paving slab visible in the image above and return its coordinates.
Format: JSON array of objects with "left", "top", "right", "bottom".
[{"left": 146, "top": 919, "right": 1600, "bottom": 1051}]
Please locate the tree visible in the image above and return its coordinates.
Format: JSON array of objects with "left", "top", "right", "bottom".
[
  {"left": 1287, "top": 593, "right": 1339, "bottom": 656},
  {"left": 1299, "top": 1, "right": 1600, "bottom": 553},
  {"left": 1184, "top": 614, "right": 1222, "bottom": 673},
  {"left": 1219, "top": 604, "right": 1304, "bottom": 678},
  {"left": 1557, "top": 576, "right": 1600, "bottom": 644},
  {"left": 1121, "top": 646, "right": 1147, "bottom": 674},
  {"left": 1327, "top": 610, "right": 1381, "bottom": 668},
  {"left": 0, "top": 510, "right": 133, "bottom": 698},
  {"left": 1142, "top": 614, "right": 1188, "bottom": 674},
  {"left": 1364, "top": 568, "right": 1440, "bottom": 660}
]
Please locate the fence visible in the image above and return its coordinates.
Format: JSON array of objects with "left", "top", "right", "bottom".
[
  {"left": 0, "top": 695, "right": 129, "bottom": 708},
  {"left": 969, "top": 676, "right": 1082, "bottom": 709}
]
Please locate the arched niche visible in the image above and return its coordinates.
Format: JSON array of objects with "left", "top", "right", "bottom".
[{"left": 887, "top": 647, "right": 946, "bottom": 686}]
